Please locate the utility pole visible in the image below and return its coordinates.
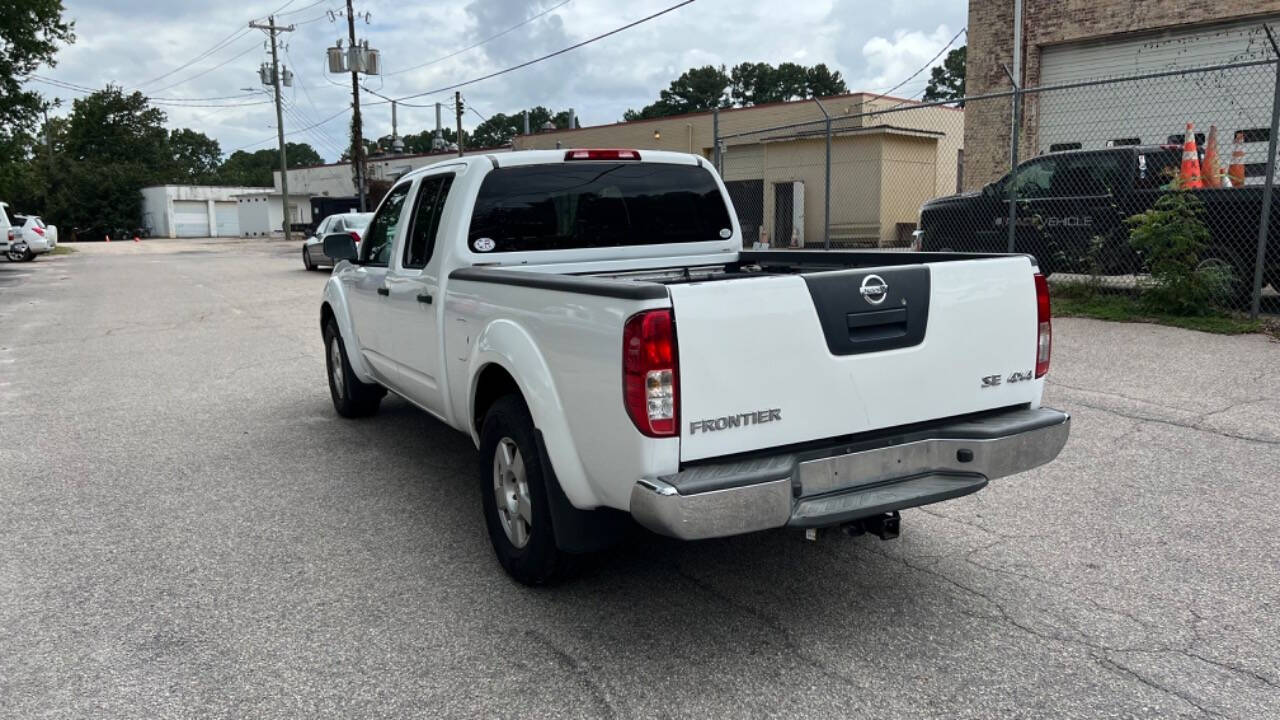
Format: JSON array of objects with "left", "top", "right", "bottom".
[
  {"left": 346, "top": 0, "right": 367, "bottom": 211},
  {"left": 456, "top": 92, "right": 464, "bottom": 158},
  {"left": 249, "top": 15, "right": 295, "bottom": 242}
]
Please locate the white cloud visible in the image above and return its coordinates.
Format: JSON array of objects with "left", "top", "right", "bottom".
[{"left": 858, "top": 25, "right": 958, "bottom": 97}]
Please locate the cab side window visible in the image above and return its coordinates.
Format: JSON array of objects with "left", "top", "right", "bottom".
[
  {"left": 1011, "top": 158, "right": 1056, "bottom": 199},
  {"left": 403, "top": 174, "right": 455, "bottom": 269},
  {"left": 360, "top": 184, "right": 411, "bottom": 266}
]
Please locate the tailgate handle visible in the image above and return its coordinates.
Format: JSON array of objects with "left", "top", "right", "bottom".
[{"left": 846, "top": 307, "right": 908, "bottom": 341}]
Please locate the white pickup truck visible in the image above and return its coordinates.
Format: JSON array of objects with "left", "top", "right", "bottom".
[{"left": 318, "top": 149, "right": 1070, "bottom": 584}]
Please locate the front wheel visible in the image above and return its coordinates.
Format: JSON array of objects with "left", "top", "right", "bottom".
[
  {"left": 322, "top": 318, "right": 384, "bottom": 418},
  {"left": 479, "top": 395, "right": 573, "bottom": 585},
  {"left": 303, "top": 245, "right": 316, "bottom": 271}
]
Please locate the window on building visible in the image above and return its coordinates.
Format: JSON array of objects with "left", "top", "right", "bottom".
[
  {"left": 1240, "top": 128, "right": 1270, "bottom": 143},
  {"left": 1167, "top": 133, "right": 1206, "bottom": 148}
]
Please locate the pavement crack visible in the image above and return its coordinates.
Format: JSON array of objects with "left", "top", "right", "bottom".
[
  {"left": 1094, "top": 654, "right": 1223, "bottom": 719},
  {"left": 524, "top": 629, "right": 617, "bottom": 720},
  {"left": 1064, "top": 398, "right": 1280, "bottom": 446},
  {"left": 672, "top": 564, "right": 862, "bottom": 690}
]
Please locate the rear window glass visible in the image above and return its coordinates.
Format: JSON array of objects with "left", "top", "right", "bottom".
[
  {"left": 467, "top": 162, "right": 733, "bottom": 253},
  {"left": 347, "top": 214, "right": 372, "bottom": 230}
]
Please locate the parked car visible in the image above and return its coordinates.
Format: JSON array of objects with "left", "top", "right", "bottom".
[
  {"left": 318, "top": 148, "right": 1070, "bottom": 585},
  {"left": 303, "top": 212, "right": 372, "bottom": 270},
  {"left": 7, "top": 214, "right": 57, "bottom": 261},
  {"left": 915, "top": 145, "right": 1279, "bottom": 292},
  {"left": 0, "top": 202, "right": 11, "bottom": 256}
]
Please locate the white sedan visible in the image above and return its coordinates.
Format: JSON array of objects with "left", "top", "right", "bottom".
[
  {"left": 302, "top": 212, "right": 372, "bottom": 270},
  {"left": 6, "top": 214, "right": 57, "bottom": 262}
]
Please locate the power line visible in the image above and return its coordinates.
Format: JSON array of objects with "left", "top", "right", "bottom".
[
  {"left": 27, "top": 74, "right": 269, "bottom": 107},
  {"left": 376, "top": 0, "right": 696, "bottom": 106},
  {"left": 230, "top": 103, "right": 350, "bottom": 152},
  {"left": 276, "top": 0, "right": 328, "bottom": 16},
  {"left": 135, "top": 28, "right": 252, "bottom": 88},
  {"left": 147, "top": 41, "right": 265, "bottom": 94},
  {"left": 383, "top": 0, "right": 573, "bottom": 77},
  {"left": 863, "top": 26, "right": 965, "bottom": 107}
]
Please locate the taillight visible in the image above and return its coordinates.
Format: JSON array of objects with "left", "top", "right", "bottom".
[
  {"left": 349, "top": 231, "right": 361, "bottom": 244},
  {"left": 31, "top": 226, "right": 44, "bottom": 237},
  {"left": 1034, "top": 273, "right": 1051, "bottom": 378},
  {"left": 623, "top": 309, "right": 678, "bottom": 437},
  {"left": 566, "top": 149, "right": 641, "bottom": 161}
]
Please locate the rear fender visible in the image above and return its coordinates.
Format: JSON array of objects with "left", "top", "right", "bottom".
[
  {"left": 321, "top": 277, "right": 377, "bottom": 383},
  {"left": 468, "top": 319, "right": 597, "bottom": 510}
]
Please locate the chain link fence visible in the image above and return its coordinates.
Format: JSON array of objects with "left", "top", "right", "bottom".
[{"left": 716, "top": 50, "right": 1280, "bottom": 316}]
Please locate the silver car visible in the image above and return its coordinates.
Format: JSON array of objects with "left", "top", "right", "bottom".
[{"left": 303, "top": 212, "right": 373, "bottom": 270}]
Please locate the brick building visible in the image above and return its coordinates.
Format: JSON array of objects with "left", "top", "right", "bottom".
[{"left": 965, "top": 1, "right": 1280, "bottom": 189}]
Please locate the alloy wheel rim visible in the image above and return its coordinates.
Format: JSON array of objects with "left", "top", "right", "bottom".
[
  {"left": 492, "top": 437, "right": 532, "bottom": 548},
  {"left": 329, "top": 338, "right": 345, "bottom": 398}
]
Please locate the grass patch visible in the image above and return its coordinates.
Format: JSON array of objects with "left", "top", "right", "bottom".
[
  {"left": 50, "top": 245, "right": 77, "bottom": 255},
  {"left": 1052, "top": 283, "right": 1265, "bottom": 335}
]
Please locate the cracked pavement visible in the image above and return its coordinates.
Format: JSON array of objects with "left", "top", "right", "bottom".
[{"left": 2, "top": 239, "right": 1279, "bottom": 719}]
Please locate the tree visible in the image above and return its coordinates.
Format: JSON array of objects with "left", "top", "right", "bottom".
[
  {"left": 167, "top": 128, "right": 222, "bottom": 184},
  {"left": 218, "top": 143, "right": 323, "bottom": 186},
  {"left": 64, "top": 86, "right": 169, "bottom": 169},
  {"left": 923, "top": 46, "right": 966, "bottom": 103},
  {"left": 468, "top": 107, "right": 575, "bottom": 148},
  {"left": 0, "top": 0, "right": 75, "bottom": 145},
  {"left": 805, "top": 63, "right": 848, "bottom": 98},
  {"left": 625, "top": 65, "right": 730, "bottom": 120}
]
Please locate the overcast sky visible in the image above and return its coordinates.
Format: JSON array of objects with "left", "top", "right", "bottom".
[{"left": 34, "top": 0, "right": 968, "bottom": 163}]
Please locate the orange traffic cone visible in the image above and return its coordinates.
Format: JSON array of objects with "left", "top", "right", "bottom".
[
  {"left": 1179, "top": 123, "right": 1204, "bottom": 189},
  {"left": 1227, "top": 131, "right": 1246, "bottom": 188},
  {"left": 1202, "top": 125, "right": 1222, "bottom": 188}
]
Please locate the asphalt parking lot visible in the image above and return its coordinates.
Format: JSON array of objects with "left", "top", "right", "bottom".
[{"left": 2, "top": 239, "right": 1278, "bottom": 719}]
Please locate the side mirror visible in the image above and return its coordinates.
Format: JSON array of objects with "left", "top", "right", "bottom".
[{"left": 323, "top": 233, "right": 358, "bottom": 262}]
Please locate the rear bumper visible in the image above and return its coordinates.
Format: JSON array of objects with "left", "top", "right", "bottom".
[{"left": 630, "top": 406, "right": 1070, "bottom": 540}]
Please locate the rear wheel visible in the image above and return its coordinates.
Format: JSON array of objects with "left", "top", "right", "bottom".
[
  {"left": 303, "top": 245, "right": 315, "bottom": 271},
  {"left": 7, "top": 247, "right": 32, "bottom": 262},
  {"left": 322, "top": 318, "right": 384, "bottom": 418},
  {"left": 479, "top": 395, "right": 572, "bottom": 585}
]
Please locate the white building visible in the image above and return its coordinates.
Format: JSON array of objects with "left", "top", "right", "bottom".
[
  {"left": 140, "top": 185, "right": 269, "bottom": 238},
  {"left": 272, "top": 147, "right": 513, "bottom": 198},
  {"left": 233, "top": 192, "right": 312, "bottom": 237}
]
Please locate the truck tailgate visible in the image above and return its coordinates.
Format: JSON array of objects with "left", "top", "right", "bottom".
[{"left": 670, "top": 257, "right": 1043, "bottom": 462}]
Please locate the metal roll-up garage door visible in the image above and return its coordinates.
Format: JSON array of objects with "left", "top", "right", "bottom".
[
  {"left": 1037, "top": 17, "right": 1278, "bottom": 161},
  {"left": 213, "top": 202, "right": 239, "bottom": 236},
  {"left": 173, "top": 200, "right": 209, "bottom": 237}
]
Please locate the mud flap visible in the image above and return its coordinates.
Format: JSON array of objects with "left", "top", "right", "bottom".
[{"left": 534, "top": 430, "right": 628, "bottom": 553}]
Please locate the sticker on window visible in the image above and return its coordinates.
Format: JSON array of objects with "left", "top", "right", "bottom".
[
  {"left": 719, "top": 228, "right": 732, "bottom": 239},
  {"left": 473, "top": 237, "right": 496, "bottom": 252}
]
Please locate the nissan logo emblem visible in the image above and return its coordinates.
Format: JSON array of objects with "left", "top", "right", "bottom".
[{"left": 860, "top": 274, "right": 889, "bottom": 305}]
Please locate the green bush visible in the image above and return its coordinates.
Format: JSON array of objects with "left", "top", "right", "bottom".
[{"left": 1126, "top": 190, "right": 1230, "bottom": 315}]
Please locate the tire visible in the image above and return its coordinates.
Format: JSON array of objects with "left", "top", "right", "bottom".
[
  {"left": 479, "top": 395, "right": 573, "bottom": 586},
  {"left": 7, "top": 247, "right": 31, "bottom": 262},
  {"left": 303, "top": 246, "right": 315, "bottom": 271},
  {"left": 322, "top": 318, "right": 384, "bottom": 418}
]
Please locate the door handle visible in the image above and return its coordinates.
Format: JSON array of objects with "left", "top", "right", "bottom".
[
  {"left": 377, "top": 287, "right": 389, "bottom": 296},
  {"left": 417, "top": 293, "right": 433, "bottom": 304}
]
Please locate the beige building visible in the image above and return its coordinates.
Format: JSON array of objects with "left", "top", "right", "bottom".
[
  {"left": 966, "top": 1, "right": 1280, "bottom": 190},
  {"left": 514, "top": 93, "right": 964, "bottom": 248}
]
